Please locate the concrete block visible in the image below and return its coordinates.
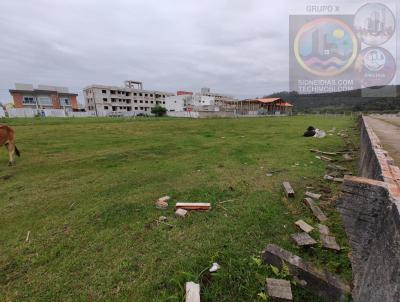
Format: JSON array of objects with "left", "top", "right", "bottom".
[
  {"left": 266, "top": 278, "right": 292, "bottom": 301},
  {"left": 262, "top": 244, "right": 350, "bottom": 301}
]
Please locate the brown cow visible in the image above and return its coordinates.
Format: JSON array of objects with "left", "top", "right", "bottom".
[{"left": 0, "top": 124, "right": 20, "bottom": 166}]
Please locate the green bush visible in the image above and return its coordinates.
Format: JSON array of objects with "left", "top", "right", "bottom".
[{"left": 151, "top": 105, "right": 167, "bottom": 117}]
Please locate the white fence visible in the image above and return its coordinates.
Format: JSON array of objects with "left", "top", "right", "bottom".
[{"left": 2, "top": 108, "right": 99, "bottom": 118}]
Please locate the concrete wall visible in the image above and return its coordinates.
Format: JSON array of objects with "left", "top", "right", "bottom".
[{"left": 337, "top": 116, "right": 400, "bottom": 302}]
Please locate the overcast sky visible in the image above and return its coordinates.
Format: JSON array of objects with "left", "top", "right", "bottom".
[{"left": 0, "top": 0, "right": 398, "bottom": 103}]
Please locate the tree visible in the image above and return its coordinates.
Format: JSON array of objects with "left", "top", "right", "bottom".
[{"left": 151, "top": 105, "right": 167, "bottom": 117}]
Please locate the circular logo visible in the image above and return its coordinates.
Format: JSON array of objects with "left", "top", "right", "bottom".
[
  {"left": 354, "top": 47, "right": 396, "bottom": 87},
  {"left": 294, "top": 17, "right": 358, "bottom": 77},
  {"left": 353, "top": 3, "right": 396, "bottom": 46}
]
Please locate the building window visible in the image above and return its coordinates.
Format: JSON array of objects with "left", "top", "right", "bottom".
[
  {"left": 110, "top": 90, "right": 116, "bottom": 94},
  {"left": 150, "top": 94, "right": 153, "bottom": 97},
  {"left": 127, "top": 107, "right": 132, "bottom": 111},
  {"left": 144, "top": 107, "right": 148, "bottom": 111},
  {"left": 145, "top": 100, "right": 148, "bottom": 104},
  {"left": 162, "top": 101, "right": 165, "bottom": 104},
  {"left": 133, "top": 93, "right": 137, "bottom": 96},
  {"left": 103, "top": 98, "right": 107, "bottom": 102},
  {"left": 102, "top": 90, "right": 107, "bottom": 94},
  {"left": 134, "top": 100, "right": 137, "bottom": 103},
  {"left": 22, "top": 96, "right": 36, "bottom": 104},
  {"left": 139, "top": 93, "right": 142, "bottom": 96},
  {"left": 126, "top": 92, "right": 130, "bottom": 96},
  {"left": 140, "top": 107, "right": 143, "bottom": 110},
  {"left": 111, "top": 98, "right": 116, "bottom": 102},
  {"left": 140, "top": 100, "right": 143, "bottom": 103},
  {"left": 112, "top": 106, "right": 117, "bottom": 111},
  {"left": 38, "top": 96, "right": 52, "bottom": 105},
  {"left": 145, "top": 94, "right": 148, "bottom": 97},
  {"left": 151, "top": 101, "right": 154, "bottom": 104},
  {"left": 126, "top": 100, "right": 131, "bottom": 104},
  {"left": 135, "top": 107, "right": 138, "bottom": 110},
  {"left": 59, "top": 97, "right": 70, "bottom": 106},
  {"left": 104, "top": 106, "right": 109, "bottom": 110}
]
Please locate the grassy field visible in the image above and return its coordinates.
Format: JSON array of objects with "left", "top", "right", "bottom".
[{"left": 0, "top": 116, "right": 358, "bottom": 302}]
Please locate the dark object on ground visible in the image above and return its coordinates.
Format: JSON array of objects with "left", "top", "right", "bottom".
[{"left": 304, "top": 126, "right": 316, "bottom": 137}]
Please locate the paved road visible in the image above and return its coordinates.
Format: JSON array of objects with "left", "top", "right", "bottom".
[{"left": 365, "top": 115, "right": 400, "bottom": 165}]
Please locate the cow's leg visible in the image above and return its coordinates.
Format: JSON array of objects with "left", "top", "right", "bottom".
[{"left": 6, "top": 143, "right": 15, "bottom": 166}]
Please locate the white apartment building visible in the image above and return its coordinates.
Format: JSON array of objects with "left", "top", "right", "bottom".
[
  {"left": 83, "top": 80, "right": 174, "bottom": 116},
  {"left": 165, "top": 88, "right": 234, "bottom": 112}
]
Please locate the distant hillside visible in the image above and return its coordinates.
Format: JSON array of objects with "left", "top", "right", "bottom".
[{"left": 266, "top": 86, "right": 400, "bottom": 113}]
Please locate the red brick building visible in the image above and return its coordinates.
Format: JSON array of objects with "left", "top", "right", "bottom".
[{"left": 9, "top": 84, "right": 78, "bottom": 111}]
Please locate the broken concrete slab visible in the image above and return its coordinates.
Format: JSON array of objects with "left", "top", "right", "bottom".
[
  {"left": 175, "top": 203, "right": 211, "bottom": 211},
  {"left": 156, "top": 200, "right": 168, "bottom": 210},
  {"left": 333, "top": 178, "right": 344, "bottom": 183},
  {"left": 185, "top": 282, "right": 200, "bottom": 302},
  {"left": 291, "top": 232, "right": 317, "bottom": 247},
  {"left": 343, "top": 154, "right": 353, "bottom": 161},
  {"left": 175, "top": 208, "right": 188, "bottom": 218},
  {"left": 262, "top": 244, "right": 350, "bottom": 302},
  {"left": 326, "top": 164, "right": 348, "bottom": 171},
  {"left": 295, "top": 220, "right": 314, "bottom": 233},
  {"left": 158, "top": 196, "right": 171, "bottom": 203},
  {"left": 266, "top": 278, "right": 293, "bottom": 301},
  {"left": 282, "top": 182, "right": 295, "bottom": 198},
  {"left": 303, "top": 198, "right": 328, "bottom": 222},
  {"left": 317, "top": 224, "right": 330, "bottom": 236},
  {"left": 305, "top": 191, "right": 322, "bottom": 200},
  {"left": 320, "top": 234, "right": 341, "bottom": 251}
]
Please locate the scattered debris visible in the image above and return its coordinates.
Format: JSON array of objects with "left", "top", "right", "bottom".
[
  {"left": 326, "top": 164, "right": 348, "bottom": 171},
  {"left": 156, "top": 200, "right": 168, "bottom": 210},
  {"left": 303, "top": 126, "right": 316, "bottom": 137},
  {"left": 69, "top": 202, "right": 76, "bottom": 210},
  {"left": 291, "top": 232, "right": 317, "bottom": 247},
  {"left": 158, "top": 196, "right": 171, "bottom": 203},
  {"left": 282, "top": 182, "right": 295, "bottom": 198},
  {"left": 342, "top": 154, "right": 353, "bottom": 161},
  {"left": 218, "top": 199, "right": 235, "bottom": 204},
  {"left": 262, "top": 244, "right": 351, "bottom": 301},
  {"left": 266, "top": 278, "right": 293, "bottom": 301},
  {"left": 317, "top": 224, "right": 330, "bottom": 236},
  {"left": 310, "top": 149, "right": 337, "bottom": 156},
  {"left": 209, "top": 262, "right": 221, "bottom": 273},
  {"left": 159, "top": 216, "right": 168, "bottom": 222},
  {"left": 333, "top": 178, "right": 344, "bottom": 183},
  {"left": 320, "top": 234, "right": 341, "bottom": 251},
  {"left": 156, "top": 196, "right": 170, "bottom": 210},
  {"left": 305, "top": 191, "right": 321, "bottom": 200},
  {"left": 324, "top": 175, "right": 344, "bottom": 182},
  {"left": 314, "top": 129, "right": 326, "bottom": 138},
  {"left": 295, "top": 220, "right": 314, "bottom": 233},
  {"left": 155, "top": 219, "right": 174, "bottom": 228},
  {"left": 25, "top": 231, "right": 30, "bottom": 242},
  {"left": 303, "top": 198, "right": 328, "bottom": 222},
  {"left": 185, "top": 281, "right": 200, "bottom": 302},
  {"left": 175, "top": 208, "right": 188, "bottom": 218},
  {"left": 316, "top": 155, "right": 333, "bottom": 162},
  {"left": 266, "top": 173, "right": 273, "bottom": 177},
  {"left": 175, "top": 203, "right": 211, "bottom": 211}
]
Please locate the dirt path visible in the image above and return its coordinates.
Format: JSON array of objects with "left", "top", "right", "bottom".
[{"left": 365, "top": 115, "right": 400, "bottom": 165}]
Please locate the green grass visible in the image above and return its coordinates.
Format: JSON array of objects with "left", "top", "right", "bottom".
[{"left": 0, "top": 116, "right": 358, "bottom": 302}]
